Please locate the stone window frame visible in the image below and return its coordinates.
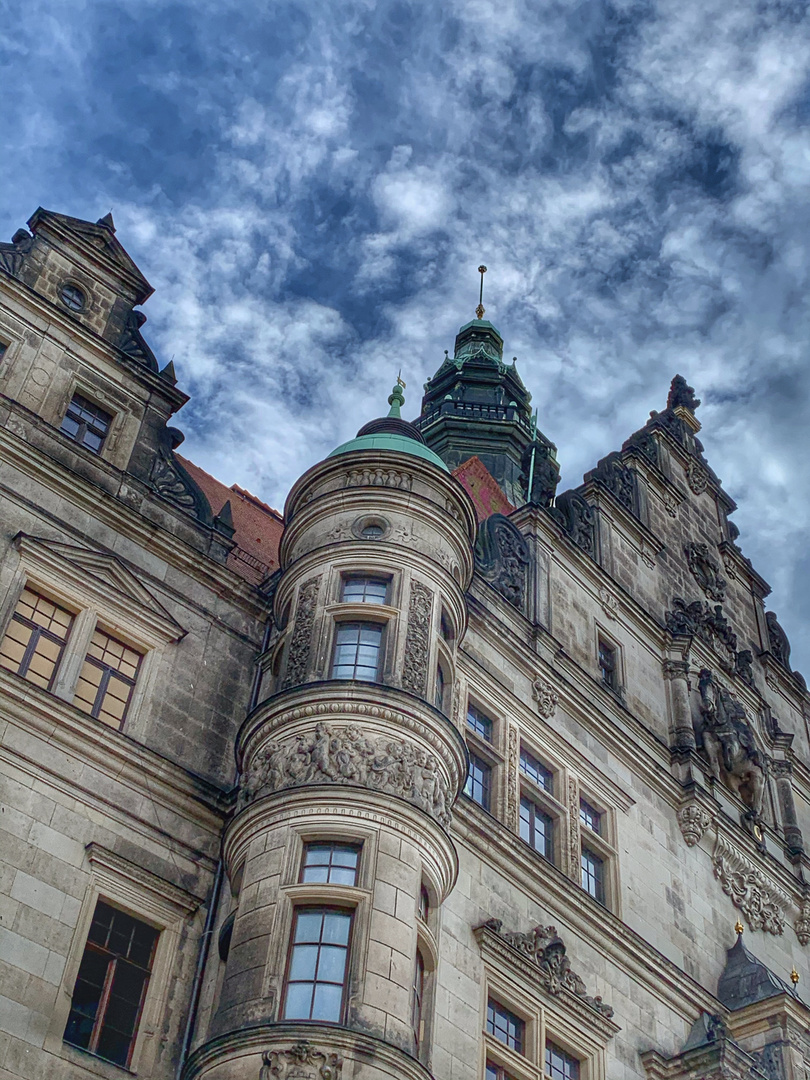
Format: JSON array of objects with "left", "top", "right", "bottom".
[
  {"left": 518, "top": 740, "right": 567, "bottom": 868},
  {"left": 54, "top": 375, "right": 127, "bottom": 464},
  {"left": 575, "top": 786, "right": 619, "bottom": 911},
  {"left": 44, "top": 844, "right": 199, "bottom": 1079},
  {"left": 0, "top": 536, "right": 184, "bottom": 735},
  {"left": 593, "top": 622, "right": 624, "bottom": 699},
  {"left": 464, "top": 694, "right": 505, "bottom": 817},
  {"left": 323, "top": 561, "right": 401, "bottom": 683}
]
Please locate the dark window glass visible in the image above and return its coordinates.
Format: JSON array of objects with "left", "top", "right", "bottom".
[
  {"left": 581, "top": 847, "right": 605, "bottom": 903},
  {"left": 60, "top": 393, "right": 112, "bottom": 454},
  {"left": 466, "top": 704, "right": 493, "bottom": 741},
  {"left": 360, "top": 524, "right": 384, "bottom": 538},
  {"left": 341, "top": 576, "right": 389, "bottom": 604},
  {"left": 519, "top": 746, "right": 553, "bottom": 793},
  {"left": 464, "top": 752, "right": 491, "bottom": 810},
  {"left": 418, "top": 885, "right": 429, "bottom": 922},
  {"left": 486, "top": 999, "right": 524, "bottom": 1053},
  {"left": 411, "top": 950, "right": 424, "bottom": 1051},
  {"left": 73, "top": 628, "right": 142, "bottom": 729},
  {"left": 0, "top": 342, "right": 8, "bottom": 362},
  {"left": 0, "top": 588, "right": 73, "bottom": 690},
  {"left": 331, "top": 621, "right": 383, "bottom": 681},
  {"left": 60, "top": 283, "right": 86, "bottom": 311},
  {"left": 598, "top": 640, "right": 617, "bottom": 689},
  {"left": 283, "top": 907, "right": 352, "bottom": 1023},
  {"left": 487, "top": 1065, "right": 516, "bottom": 1080},
  {"left": 63, "top": 901, "right": 159, "bottom": 1068},
  {"left": 435, "top": 665, "right": 445, "bottom": 710},
  {"left": 580, "top": 798, "right": 602, "bottom": 835},
  {"left": 440, "top": 612, "right": 454, "bottom": 641},
  {"left": 300, "top": 843, "right": 360, "bottom": 886},
  {"left": 546, "top": 1041, "right": 580, "bottom": 1079},
  {"left": 520, "top": 796, "right": 553, "bottom": 860}
]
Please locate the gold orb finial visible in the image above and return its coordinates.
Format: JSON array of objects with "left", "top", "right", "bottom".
[
  {"left": 790, "top": 967, "right": 800, "bottom": 986},
  {"left": 476, "top": 265, "right": 487, "bottom": 319},
  {"left": 735, "top": 920, "right": 744, "bottom": 936}
]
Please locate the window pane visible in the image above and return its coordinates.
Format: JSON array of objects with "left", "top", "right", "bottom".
[
  {"left": 486, "top": 999, "right": 524, "bottom": 1053},
  {"left": 520, "top": 746, "right": 553, "bottom": 793},
  {"left": 73, "top": 629, "right": 142, "bottom": 727},
  {"left": 464, "top": 753, "right": 491, "bottom": 810},
  {"left": 331, "top": 622, "right": 382, "bottom": 681},
  {"left": 466, "top": 704, "right": 493, "bottom": 741},
  {"left": 580, "top": 798, "right": 602, "bottom": 834},
  {"left": 341, "top": 577, "right": 389, "bottom": 604},
  {"left": 311, "top": 982, "right": 343, "bottom": 1021},
  {"left": 283, "top": 982, "right": 314, "bottom": 1019},
  {"left": 581, "top": 847, "right": 605, "bottom": 903},
  {"left": 546, "top": 1041, "right": 580, "bottom": 1079},
  {"left": 520, "top": 796, "right": 553, "bottom": 859},
  {"left": 0, "top": 589, "right": 73, "bottom": 689},
  {"left": 284, "top": 907, "right": 352, "bottom": 1023}
]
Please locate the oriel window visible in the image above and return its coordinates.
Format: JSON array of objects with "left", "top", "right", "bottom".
[
  {"left": 60, "top": 392, "right": 113, "bottom": 454},
  {"left": 63, "top": 900, "right": 159, "bottom": 1069},
  {"left": 73, "top": 628, "right": 142, "bottom": 728},
  {"left": 283, "top": 907, "right": 352, "bottom": 1023},
  {"left": 0, "top": 588, "right": 73, "bottom": 690},
  {"left": 331, "top": 621, "right": 383, "bottom": 681}
]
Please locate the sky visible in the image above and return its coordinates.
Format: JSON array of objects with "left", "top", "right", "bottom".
[{"left": 2, "top": 0, "right": 809, "bottom": 671}]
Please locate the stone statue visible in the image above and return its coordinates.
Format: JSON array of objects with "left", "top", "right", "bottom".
[
  {"left": 696, "top": 669, "right": 764, "bottom": 820},
  {"left": 667, "top": 374, "right": 701, "bottom": 411},
  {"left": 765, "top": 612, "right": 791, "bottom": 670}
]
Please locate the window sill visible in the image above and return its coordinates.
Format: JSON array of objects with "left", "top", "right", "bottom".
[{"left": 58, "top": 1042, "right": 137, "bottom": 1079}]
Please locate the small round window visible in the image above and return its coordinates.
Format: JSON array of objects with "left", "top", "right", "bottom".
[
  {"left": 361, "top": 524, "right": 384, "bottom": 539},
  {"left": 352, "top": 515, "right": 390, "bottom": 540},
  {"left": 59, "top": 283, "right": 86, "bottom": 312}
]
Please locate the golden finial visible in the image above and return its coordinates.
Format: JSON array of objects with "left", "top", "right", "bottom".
[
  {"left": 735, "top": 920, "right": 744, "bottom": 936},
  {"left": 396, "top": 369, "right": 406, "bottom": 389},
  {"left": 475, "top": 265, "right": 487, "bottom": 319},
  {"left": 790, "top": 966, "right": 800, "bottom": 986}
]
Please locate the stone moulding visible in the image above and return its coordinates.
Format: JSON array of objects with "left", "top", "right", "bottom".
[
  {"left": 711, "top": 833, "right": 789, "bottom": 936},
  {"left": 238, "top": 721, "right": 453, "bottom": 826},
  {"left": 476, "top": 919, "right": 616, "bottom": 1022},
  {"left": 260, "top": 1041, "right": 342, "bottom": 1080}
]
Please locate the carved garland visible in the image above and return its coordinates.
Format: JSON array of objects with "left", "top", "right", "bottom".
[
  {"left": 401, "top": 581, "right": 433, "bottom": 697},
  {"left": 282, "top": 576, "right": 321, "bottom": 689},
  {"left": 711, "top": 833, "right": 789, "bottom": 936}
]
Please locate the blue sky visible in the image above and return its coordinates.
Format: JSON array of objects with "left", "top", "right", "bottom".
[{"left": 2, "top": 0, "right": 809, "bottom": 671}]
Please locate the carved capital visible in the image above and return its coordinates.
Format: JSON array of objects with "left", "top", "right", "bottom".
[
  {"left": 677, "top": 803, "right": 714, "bottom": 847},
  {"left": 711, "top": 833, "right": 788, "bottom": 935},
  {"left": 261, "top": 1042, "right": 343, "bottom": 1080},
  {"left": 532, "top": 677, "right": 559, "bottom": 719},
  {"left": 662, "top": 659, "right": 690, "bottom": 681}
]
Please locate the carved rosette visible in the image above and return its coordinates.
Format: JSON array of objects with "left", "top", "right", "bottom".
[
  {"left": 260, "top": 1042, "right": 342, "bottom": 1080},
  {"left": 676, "top": 804, "right": 713, "bottom": 847},
  {"left": 282, "top": 576, "right": 321, "bottom": 689},
  {"left": 401, "top": 581, "right": 433, "bottom": 697},
  {"left": 711, "top": 834, "right": 788, "bottom": 936},
  {"left": 239, "top": 721, "right": 454, "bottom": 826},
  {"left": 532, "top": 676, "right": 559, "bottom": 719}
]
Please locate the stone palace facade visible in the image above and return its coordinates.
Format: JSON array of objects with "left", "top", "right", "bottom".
[{"left": 0, "top": 209, "right": 809, "bottom": 1080}]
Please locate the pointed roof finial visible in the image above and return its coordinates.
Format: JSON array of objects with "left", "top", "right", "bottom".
[
  {"left": 735, "top": 920, "right": 744, "bottom": 937},
  {"left": 790, "top": 966, "right": 800, "bottom": 987},
  {"left": 388, "top": 374, "right": 406, "bottom": 418},
  {"left": 476, "top": 265, "right": 487, "bottom": 320}
]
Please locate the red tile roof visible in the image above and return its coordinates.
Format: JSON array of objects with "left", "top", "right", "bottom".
[
  {"left": 452, "top": 455, "right": 513, "bottom": 521},
  {"left": 177, "top": 456, "right": 284, "bottom": 585}
]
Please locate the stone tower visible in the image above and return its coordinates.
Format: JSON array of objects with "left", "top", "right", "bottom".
[{"left": 184, "top": 386, "right": 477, "bottom": 1079}]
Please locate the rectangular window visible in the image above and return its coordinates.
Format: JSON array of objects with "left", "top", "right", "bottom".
[
  {"left": 464, "top": 752, "right": 492, "bottom": 810},
  {"left": 300, "top": 843, "right": 360, "bottom": 886},
  {"left": 519, "top": 746, "right": 553, "bottom": 793},
  {"left": 418, "top": 885, "right": 430, "bottom": 922},
  {"left": 467, "top": 704, "right": 493, "bottom": 742},
  {"left": 411, "top": 950, "right": 424, "bottom": 1051},
  {"left": 581, "top": 847, "right": 605, "bottom": 903},
  {"left": 520, "top": 796, "right": 553, "bottom": 860},
  {"left": 598, "top": 639, "right": 617, "bottom": 690},
  {"left": 331, "top": 621, "right": 383, "bottom": 681},
  {"left": 63, "top": 900, "right": 159, "bottom": 1069},
  {"left": 283, "top": 907, "right": 352, "bottom": 1023},
  {"left": 579, "top": 798, "right": 601, "bottom": 835},
  {"left": 341, "top": 576, "right": 389, "bottom": 604},
  {"left": 60, "top": 393, "right": 113, "bottom": 454},
  {"left": 486, "top": 999, "right": 524, "bottom": 1054},
  {"left": 73, "top": 628, "right": 142, "bottom": 728},
  {"left": 435, "top": 665, "right": 445, "bottom": 711},
  {"left": 546, "top": 1041, "right": 580, "bottom": 1079},
  {"left": 0, "top": 588, "right": 73, "bottom": 690},
  {"left": 486, "top": 1065, "right": 516, "bottom": 1080}
]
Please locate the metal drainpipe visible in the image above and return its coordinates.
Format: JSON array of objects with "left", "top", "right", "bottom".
[{"left": 176, "top": 612, "right": 274, "bottom": 1080}]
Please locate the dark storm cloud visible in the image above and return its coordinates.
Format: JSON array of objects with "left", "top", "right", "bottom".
[{"left": 2, "top": 0, "right": 809, "bottom": 667}]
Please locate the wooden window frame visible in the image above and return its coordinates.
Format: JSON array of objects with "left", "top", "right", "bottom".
[
  {"left": 465, "top": 749, "right": 494, "bottom": 811},
  {"left": 519, "top": 794, "right": 555, "bottom": 862},
  {"left": 0, "top": 587, "right": 74, "bottom": 690},
  {"left": 281, "top": 905, "right": 354, "bottom": 1024},
  {"left": 330, "top": 618, "right": 385, "bottom": 682},
  {"left": 340, "top": 574, "right": 391, "bottom": 605},
  {"left": 299, "top": 842, "right": 361, "bottom": 887},
  {"left": 73, "top": 626, "right": 143, "bottom": 729},
  {"left": 59, "top": 390, "right": 114, "bottom": 455}
]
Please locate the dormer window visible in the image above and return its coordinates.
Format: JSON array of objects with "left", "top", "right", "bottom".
[
  {"left": 60, "top": 392, "right": 112, "bottom": 454},
  {"left": 59, "top": 282, "right": 86, "bottom": 312}
]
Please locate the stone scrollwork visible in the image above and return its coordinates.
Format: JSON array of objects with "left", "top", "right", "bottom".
[
  {"left": 685, "top": 542, "right": 727, "bottom": 602},
  {"left": 711, "top": 833, "right": 788, "bottom": 936},
  {"left": 475, "top": 513, "right": 531, "bottom": 609},
  {"left": 260, "top": 1042, "right": 342, "bottom": 1080},
  {"left": 239, "top": 722, "right": 452, "bottom": 826},
  {"left": 532, "top": 676, "right": 559, "bottom": 719},
  {"left": 550, "top": 489, "right": 596, "bottom": 557},
  {"left": 676, "top": 804, "right": 714, "bottom": 847},
  {"left": 765, "top": 612, "right": 791, "bottom": 671},
  {"left": 282, "top": 576, "right": 321, "bottom": 690},
  {"left": 479, "top": 920, "right": 614, "bottom": 1019},
  {"left": 402, "top": 581, "right": 433, "bottom": 697}
]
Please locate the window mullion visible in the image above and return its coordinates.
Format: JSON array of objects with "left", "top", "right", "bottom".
[
  {"left": 51, "top": 607, "right": 97, "bottom": 701},
  {"left": 89, "top": 953, "right": 117, "bottom": 1055}
]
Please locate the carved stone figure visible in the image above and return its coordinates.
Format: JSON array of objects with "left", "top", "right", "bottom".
[
  {"left": 479, "top": 920, "right": 614, "bottom": 1018},
  {"left": 261, "top": 1042, "right": 343, "bottom": 1080},
  {"left": 0, "top": 228, "right": 34, "bottom": 278},
  {"left": 401, "top": 581, "right": 433, "bottom": 697},
  {"left": 590, "top": 451, "right": 637, "bottom": 515},
  {"left": 532, "top": 677, "right": 559, "bottom": 719},
  {"left": 687, "top": 459, "right": 709, "bottom": 495},
  {"left": 519, "top": 440, "right": 559, "bottom": 506},
  {"left": 667, "top": 374, "right": 701, "bottom": 411},
  {"left": 665, "top": 598, "right": 738, "bottom": 664},
  {"left": 734, "top": 650, "right": 754, "bottom": 687},
  {"left": 475, "top": 513, "right": 531, "bottom": 609},
  {"left": 282, "top": 576, "right": 321, "bottom": 689},
  {"left": 239, "top": 723, "right": 453, "bottom": 826},
  {"left": 549, "top": 490, "right": 596, "bottom": 557},
  {"left": 696, "top": 669, "right": 764, "bottom": 820},
  {"left": 685, "top": 541, "right": 727, "bottom": 602},
  {"left": 345, "top": 467, "right": 412, "bottom": 491},
  {"left": 665, "top": 597, "right": 705, "bottom": 637},
  {"left": 765, "top": 612, "right": 791, "bottom": 670}
]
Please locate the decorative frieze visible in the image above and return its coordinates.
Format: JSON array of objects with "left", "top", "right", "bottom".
[
  {"left": 711, "top": 833, "right": 788, "bottom": 936},
  {"left": 282, "top": 576, "right": 321, "bottom": 689},
  {"left": 345, "top": 467, "right": 412, "bottom": 491},
  {"left": 401, "top": 581, "right": 433, "bottom": 697},
  {"left": 567, "top": 776, "right": 581, "bottom": 879},
  {"left": 505, "top": 722, "right": 519, "bottom": 832},
  {"left": 532, "top": 676, "right": 559, "bottom": 719},
  {"left": 239, "top": 722, "right": 452, "bottom": 826},
  {"left": 260, "top": 1042, "right": 342, "bottom": 1080}
]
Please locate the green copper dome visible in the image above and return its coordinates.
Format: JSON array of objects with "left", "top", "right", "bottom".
[{"left": 327, "top": 381, "right": 450, "bottom": 472}]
